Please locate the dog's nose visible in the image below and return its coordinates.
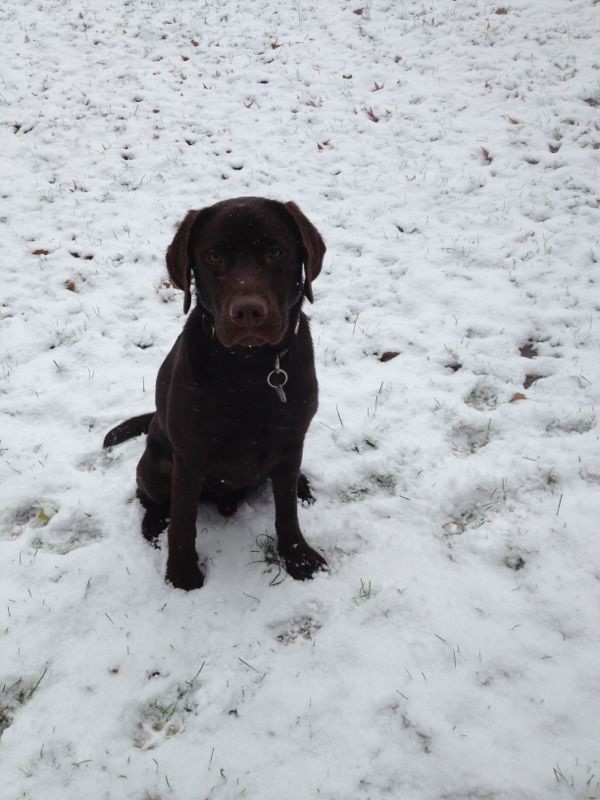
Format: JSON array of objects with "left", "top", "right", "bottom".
[{"left": 228, "top": 296, "right": 268, "bottom": 327}]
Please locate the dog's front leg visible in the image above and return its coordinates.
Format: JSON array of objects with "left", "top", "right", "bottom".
[
  {"left": 166, "top": 455, "right": 204, "bottom": 590},
  {"left": 271, "top": 457, "right": 328, "bottom": 580}
]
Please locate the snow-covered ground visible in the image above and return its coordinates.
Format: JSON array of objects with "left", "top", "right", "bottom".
[{"left": 1, "top": 0, "right": 600, "bottom": 797}]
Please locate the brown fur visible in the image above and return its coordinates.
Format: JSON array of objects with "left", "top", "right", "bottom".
[{"left": 104, "top": 197, "right": 327, "bottom": 590}]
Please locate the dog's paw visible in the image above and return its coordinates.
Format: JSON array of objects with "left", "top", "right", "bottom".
[
  {"left": 166, "top": 559, "right": 205, "bottom": 591},
  {"left": 142, "top": 509, "right": 169, "bottom": 547},
  {"left": 281, "top": 541, "right": 328, "bottom": 581},
  {"left": 297, "top": 473, "right": 316, "bottom": 505},
  {"left": 138, "top": 492, "right": 169, "bottom": 547}
]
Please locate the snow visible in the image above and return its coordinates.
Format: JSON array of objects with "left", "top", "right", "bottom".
[{"left": 1, "top": 0, "right": 600, "bottom": 797}]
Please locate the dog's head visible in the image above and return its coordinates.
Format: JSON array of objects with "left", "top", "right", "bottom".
[{"left": 165, "top": 197, "right": 325, "bottom": 348}]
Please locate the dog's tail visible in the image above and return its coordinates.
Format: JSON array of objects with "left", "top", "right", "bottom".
[{"left": 103, "top": 412, "right": 155, "bottom": 448}]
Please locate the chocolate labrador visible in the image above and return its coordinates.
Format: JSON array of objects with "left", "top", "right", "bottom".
[{"left": 103, "top": 197, "right": 328, "bottom": 590}]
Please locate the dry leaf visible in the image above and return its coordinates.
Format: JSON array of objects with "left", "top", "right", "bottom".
[
  {"left": 523, "top": 374, "right": 543, "bottom": 389},
  {"left": 519, "top": 342, "right": 538, "bottom": 358}
]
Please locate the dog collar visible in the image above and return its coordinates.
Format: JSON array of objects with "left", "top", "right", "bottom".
[{"left": 266, "top": 313, "right": 301, "bottom": 404}]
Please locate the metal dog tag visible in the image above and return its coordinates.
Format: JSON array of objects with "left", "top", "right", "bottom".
[
  {"left": 273, "top": 383, "right": 287, "bottom": 403},
  {"left": 267, "top": 355, "right": 288, "bottom": 404}
]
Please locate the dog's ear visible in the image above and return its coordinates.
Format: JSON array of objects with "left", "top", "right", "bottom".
[
  {"left": 166, "top": 210, "right": 202, "bottom": 313},
  {"left": 283, "top": 202, "right": 326, "bottom": 303}
]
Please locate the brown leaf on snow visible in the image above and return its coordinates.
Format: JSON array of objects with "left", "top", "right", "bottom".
[
  {"left": 379, "top": 351, "right": 400, "bottom": 363},
  {"left": 365, "top": 107, "right": 380, "bottom": 123},
  {"left": 32, "top": 248, "right": 50, "bottom": 256},
  {"left": 353, "top": 7, "right": 365, "bottom": 14},
  {"left": 510, "top": 393, "right": 527, "bottom": 403},
  {"left": 480, "top": 146, "right": 493, "bottom": 165},
  {"left": 64, "top": 280, "right": 77, "bottom": 292}
]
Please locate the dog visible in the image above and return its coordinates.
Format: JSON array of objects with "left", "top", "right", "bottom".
[{"left": 103, "top": 197, "right": 328, "bottom": 590}]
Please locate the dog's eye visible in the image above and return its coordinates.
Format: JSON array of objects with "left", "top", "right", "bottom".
[
  {"left": 265, "top": 246, "right": 285, "bottom": 261},
  {"left": 205, "top": 250, "right": 224, "bottom": 266}
]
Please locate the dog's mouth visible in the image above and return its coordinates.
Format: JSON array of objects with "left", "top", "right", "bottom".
[
  {"left": 231, "top": 334, "right": 271, "bottom": 348},
  {"left": 217, "top": 330, "right": 284, "bottom": 349},
  {"left": 215, "top": 318, "right": 286, "bottom": 350}
]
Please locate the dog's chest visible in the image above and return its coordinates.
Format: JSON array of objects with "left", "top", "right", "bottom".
[
  {"left": 202, "top": 366, "right": 312, "bottom": 480},
  {"left": 165, "top": 343, "right": 317, "bottom": 484},
  {"left": 203, "top": 400, "right": 297, "bottom": 484}
]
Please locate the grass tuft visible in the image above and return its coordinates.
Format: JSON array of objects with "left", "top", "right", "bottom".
[{"left": 250, "top": 534, "right": 286, "bottom": 586}]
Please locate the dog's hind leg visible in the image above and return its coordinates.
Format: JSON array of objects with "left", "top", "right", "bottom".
[
  {"left": 297, "top": 472, "right": 316, "bottom": 505},
  {"left": 136, "top": 442, "right": 172, "bottom": 546}
]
